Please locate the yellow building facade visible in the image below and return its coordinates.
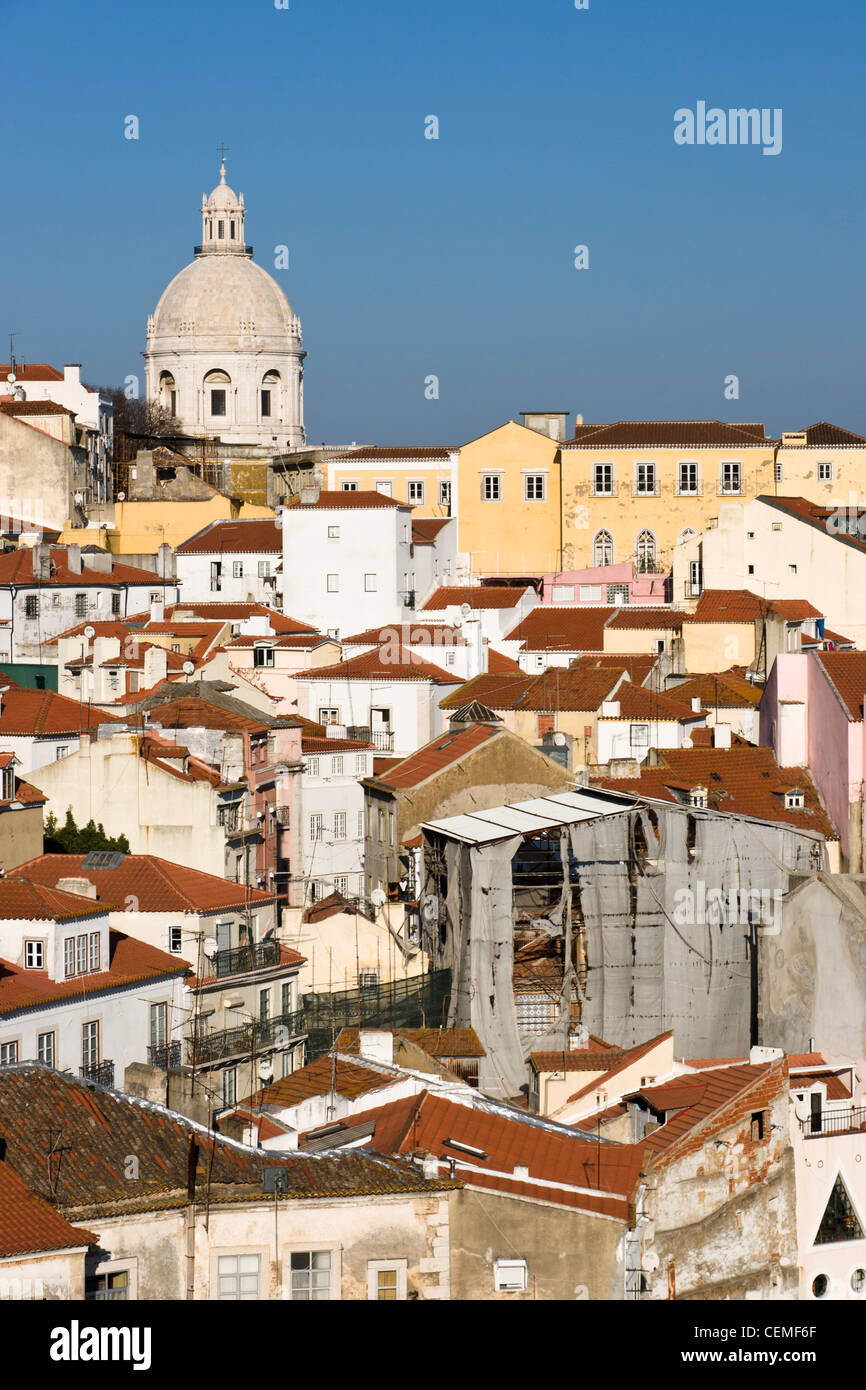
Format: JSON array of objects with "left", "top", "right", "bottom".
[
  {"left": 454, "top": 421, "right": 563, "bottom": 574},
  {"left": 326, "top": 447, "right": 454, "bottom": 517}
]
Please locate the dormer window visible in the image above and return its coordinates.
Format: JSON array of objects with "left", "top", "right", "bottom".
[
  {"left": 24, "top": 941, "right": 44, "bottom": 970},
  {"left": 253, "top": 644, "right": 275, "bottom": 668},
  {"left": 689, "top": 786, "right": 707, "bottom": 808},
  {"left": 785, "top": 788, "right": 804, "bottom": 809}
]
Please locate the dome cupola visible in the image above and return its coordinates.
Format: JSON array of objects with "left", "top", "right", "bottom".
[{"left": 199, "top": 157, "right": 249, "bottom": 256}]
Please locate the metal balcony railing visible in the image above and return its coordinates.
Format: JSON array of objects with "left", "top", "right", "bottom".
[
  {"left": 212, "top": 939, "right": 281, "bottom": 978},
  {"left": 800, "top": 1106, "right": 866, "bottom": 1138},
  {"left": 147, "top": 1041, "right": 182, "bottom": 1070},
  {"left": 347, "top": 726, "right": 394, "bottom": 751},
  {"left": 80, "top": 1060, "right": 114, "bottom": 1087},
  {"left": 188, "top": 1010, "right": 306, "bottom": 1065}
]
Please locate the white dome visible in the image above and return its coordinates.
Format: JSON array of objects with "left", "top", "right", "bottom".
[{"left": 149, "top": 254, "right": 298, "bottom": 346}]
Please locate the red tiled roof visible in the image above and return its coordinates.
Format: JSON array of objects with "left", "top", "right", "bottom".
[
  {"left": 422, "top": 586, "right": 531, "bottom": 611},
  {"left": 487, "top": 647, "right": 521, "bottom": 673},
  {"left": 136, "top": 695, "right": 270, "bottom": 733},
  {"left": 605, "top": 608, "right": 685, "bottom": 630},
  {"left": 0, "top": 363, "right": 64, "bottom": 381},
  {"left": 0, "top": 688, "right": 119, "bottom": 737},
  {"left": 532, "top": 1048, "right": 625, "bottom": 1074},
  {"left": 439, "top": 671, "right": 541, "bottom": 709},
  {"left": 244, "top": 1054, "right": 399, "bottom": 1109},
  {"left": 411, "top": 518, "right": 452, "bottom": 542},
  {"left": 138, "top": 734, "right": 222, "bottom": 786},
  {"left": 570, "top": 652, "right": 658, "bottom": 684},
  {"left": 560, "top": 1034, "right": 675, "bottom": 1105},
  {"left": 297, "top": 646, "right": 457, "bottom": 685},
  {"left": 670, "top": 671, "right": 763, "bottom": 710},
  {"left": 162, "top": 603, "right": 315, "bottom": 634},
  {"left": 176, "top": 520, "right": 282, "bottom": 555},
  {"left": 300, "top": 1089, "right": 643, "bottom": 1217},
  {"left": 302, "top": 735, "right": 373, "bottom": 752},
  {"left": 0, "top": 930, "right": 189, "bottom": 1015},
  {"left": 813, "top": 651, "right": 866, "bottom": 721},
  {"left": 507, "top": 607, "right": 614, "bottom": 651},
  {"left": 0, "top": 1163, "right": 95, "bottom": 1258},
  {"left": 284, "top": 490, "right": 410, "bottom": 510},
  {"left": 335, "top": 446, "right": 454, "bottom": 461},
  {"left": 10, "top": 853, "right": 276, "bottom": 914},
  {"left": 598, "top": 681, "right": 700, "bottom": 722},
  {"left": 0, "top": 400, "right": 73, "bottom": 417},
  {"left": 342, "top": 622, "right": 466, "bottom": 648},
  {"left": 0, "top": 878, "right": 107, "bottom": 923},
  {"left": 0, "top": 548, "right": 169, "bottom": 588},
  {"left": 636, "top": 1062, "right": 785, "bottom": 1164},
  {"left": 561, "top": 420, "right": 770, "bottom": 448},
  {"left": 789, "top": 1070, "right": 851, "bottom": 1101},
  {"left": 370, "top": 723, "right": 502, "bottom": 789},
  {"left": 689, "top": 589, "right": 821, "bottom": 623},
  {"left": 798, "top": 421, "right": 866, "bottom": 447},
  {"left": 335, "top": 1026, "right": 486, "bottom": 1058},
  {"left": 1, "top": 778, "right": 46, "bottom": 808},
  {"left": 592, "top": 746, "right": 837, "bottom": 838}
]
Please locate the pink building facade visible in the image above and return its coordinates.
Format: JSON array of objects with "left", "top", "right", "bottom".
[{"left": 540, "top": 563, "right": 669, "bottom": 606}]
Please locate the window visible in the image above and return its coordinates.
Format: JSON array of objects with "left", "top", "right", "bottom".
[
  {"left": 812, "top": 1274, "right": 829, "bottom": 1298},
  {"left": 232, "top": 561, "right": 244, "bottom": 578},
  {"left": 359, "top": 968, "right": 380, "bottom": 988},
  {"left": 253, "top": 645, "right": 275, "bottom": 668},
  {"left": 76, "top": 935, "right": 88, "bottom": 975},
  {"left": 327, "top": 524, "right": 340, "bottom": 540},
  {"left": 552, "top": 584, "right": 575, "bottom": 602},
  {"left": 257, "top": 560, "right": 271, "bottom": 578},
  {"left": 210, "top": 561, "right": 222, "bottom": 592},
  {"left": 689, "top": 560, "right": 702, "bottom": 596},
  {"left": 331, "top": 756, "right": 344, "bottom": 776},
  {"left": 354, "top": 754, "right": 366, "bottom": 775},
  {"left": 326, "top": 574, "right": 339, "bottom": 592},
  {"left": 593, "top": 530, "right": 614, "bottom": 567},
  {"left": 720, "top": 461, "right": 742, "bottom": 494},
  {"left": 82, "top": 1021, "right": 99, "bottom": 1070},
  {"left": 217, "top": 220, "right": 224, "bottom": 238},
  {"left": 333, "top": 811, "right": 347, "bottom": 840},
  {"left": 89, "top": 932, "right": 101, "bottom": 972},
  {"left": 37, "top": 1032, "right": 54, "bottom": 1067},
  {"left": 75, "top": 592, "right": 87, "bottom": 617},
  {"left": 222, "top": 1068, "right": 237, "bottom": 1108},
  {"left": 630, "top": 723, "right": 650, "bottom": 749},
  {"left": 678, "top": 462, "right": 699, "bottom": 495},
  {"left": 373, "top": 479, "right": 393, "bottom": 497},
  {"left": 217, "top": 1254, "right": 259, "bottom": 1300},
  {"left": 341, "top": 480, "right": 359, "bottom": 491},
  {"left": 635, "top": 529, "right": 657, "bottom": 573},
  {"left": 579, "top": 584, "right": 602, "bottom": 602},
  {"left": 377, "top": 808, "right": 386, "bottom": 844},
  {"left": 168, "top": 926, "right": 183, "bottom": 953},
  {"left": 445, "top": 650, "right": 456, "bottom": 667},
  {"left": 318, "top": 708, "right": 339, "bottom": 726},
  {"left": 111, "top": 592, "right": 122, "bottom": 615},
  {"left": 362, "top": 1258, "right": 406, "bottom": 1300},
  {"left": 25, "top": 595, "right": 38, "bottom": 618},
  {"left": 87, "top": 1269, "right": 129, "bottom": 1301},
  {"left": 439, "top": 480, "right": 451, "bottom": 507},
  {"left": 24, "top": 941, "right": 43, "bottom": 970},
  {"left": 750, "top": 1111, "right": 765, "bottom": 1141},
  {"left": 306, "top": 756, "right": 320, "bottom": 777},
  {"left": 357, "top": 810, "right": 364, "bottom": 837},
  {"left": 281, "top": 981, "right": 294, "bottom": 1016},
  {"left": 0, "top": 1041, "right": 18, "bottom": 1065},
  {"left": 210, "top": 390, "right": 226, "bottom": 417},
  {"left": 785, "top": 789, "right": 804, "bottom": 809},
  {"left": 364, "top": 574, "right": 377, "bottom": 592},
  {"left": 64, "top": 937, "right": 75, "bottom": 978},
  {"left": 815, "top": 1175, "right": 864, "bottom": 1244},
  {"left": 851, "top": 1269, "right": 866, "bottom": 1294},
  {"left": 818, "top": 461, "right": 833, "bottom": 481},
  {"left": 481, "top": 473, "right": 502, "bottom": 501},
  {"left": 493, "top": 1258, "right": 528, "bottom": 1292},
  {"left": 261, "top": 389, "right": 271, "bottom": 417},
  {"left": 310, "top": 814, "right": 323, "bottom": 842},
  {"left": 635, "top": 463, "right": 657, "bottom": 495},
  {"left": 774, "top": 461, "right": 783, "bottom": 483},
  {"left": 290, "top": 1251, "right": 331, "bottom": 1300},
  {"left": 524, "top": 474, "right": 546, "bottom": 501},
  {"left": 259, "top": 988, "right": 270, "bottom": 1023},
  {"left": 407, "top": 480, "right": 425, "bottom": 504},
  {"left": 593, "top": 463, "right": 613, "bottom": 496},
  {"left": 150, "top": 1003, "right": 167, "bottom": 1051}
]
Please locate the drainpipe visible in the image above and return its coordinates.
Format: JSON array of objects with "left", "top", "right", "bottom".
[{"left": 186, "top": 1131, "right": 198, "bottom": 1299}]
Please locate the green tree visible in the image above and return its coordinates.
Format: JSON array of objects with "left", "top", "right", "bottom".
[{"left": 44, "top": 808, "right": 129, "bottom": 855}]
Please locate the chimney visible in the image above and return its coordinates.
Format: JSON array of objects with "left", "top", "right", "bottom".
[
  {"left": 150, "top": 596, "right": 165, "bottom": 623},
  {"left": 66, "top": 545, "right": 82, "bottom": 576},
  {"left": 63, "top": 364, "right": 82, "bottom": 388},
  {"left": 299, "top": 482, "right": 321, "bottom": 506},
  {"left": 143, "top": 644, "right": 168, "bottom": 689},
  {"left": 691, "top": 696, "right": 702, "bottom": 713},
  {"left": 575, "top": 413, "right": 583, "bottom": 425},
  {"left": 56, "top": 877, "right": 97, "bottom": 899},
  {"left": 713, "top": 723, "right": 732, "bottom": 750},
  {"left": 357, "top": 1029, "right": 393, "bottom": 1065},
  {"left": 31, "top": 543, "right": 50, "bottom": 580}
]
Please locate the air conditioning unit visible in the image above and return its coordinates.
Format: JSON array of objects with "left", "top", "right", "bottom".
[{"left": 494, "top": 1258, "right": 528, "bottom": 1292}]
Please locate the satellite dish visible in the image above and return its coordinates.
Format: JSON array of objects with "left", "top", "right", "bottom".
[
  {"left": 6, "top": 373, "right": 15, "bottom": 385},
  {"left": 452, "top": 616, "right": 463, "bottom": 630},
  {"left": 258, "top": 1058, "right": 274, "bottom": 1083},
  {"left": 182, "top": 660, "right": 195, "bottom": 675},
  {"left": 460, "top": 602, "right": 472, "bottom": 619},
  {"left": 83, "top": 624, "right": 95, "bottom": 639},
  {"left": 202, "top": 938, "right": 218, "bottom": 960},
  {"left": 117, "top": 491, "right": 126, "bottom": 501},
  {"left": 553, "top": 732, "right": 566, "bottom": 747},
  {"left": 421, "top": 893, "right": 439, "bottom": 922},
  {"left": 370, "top": 887, "right": 387, "bottom": 909}
]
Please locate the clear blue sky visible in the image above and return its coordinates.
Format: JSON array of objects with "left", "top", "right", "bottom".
[{"left": 2, "top": 0, "right": 864, "bottom": 444}]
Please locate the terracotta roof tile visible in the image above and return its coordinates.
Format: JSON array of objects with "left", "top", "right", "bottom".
[
  {"left": 176, "top": 520, "right": 282, "bottom": 555},
  {"left": 370, "top": 723, "right": 501, "bottom": 789},
  {"left": 561, "top": 420, "right": 770, "bottom": 448},
  {"left": 422, "top": 586, "right": 531, "bottom": 611},
  {"left": 0, "top": 400, "right": 74, "bottom": 417},
  {"left": 10, "top": 853, "right": 276, "bottom": 914},
  {"left": 163, "top": 603, "right": 315, "bottom": 634},
  {"left": 297, "top": 646, "right": 457, "bottom": 685},
  {"left": 284, "top": 490, "right": 410, "bottom": 511},
  {"left": 335, "top": 1026, "right": 486, "bottom": 1058},
  {"left": 0, "top": 930, "right": 189, "bottom": 1016},
  {"left": 342, "top": 622, "right": 466, "bottom": 648},
  {"left": 0, "top": 548, "right": 168, "bottom": 589},
  {"left": 798, "top": 421, "right": 866, "bottom": 447},
  {"left": 507, "top": 607, "right": 614, "bottom": 651},
  {"left": 689, "top": 589, "right": 821, "bottom": 623},
  {"left": 671, "top": 671, "right": 763, "bottom": 710},
  {"left": 605, "top": 608, "right": 685, "bottom": 630},
  {"left": 813, "top": 651, "right": 866, "bottom": 721},
  {"left": 0, "top": 688, "right": 119, "bottom": 737},
  {"left": 439, "top": 671, "right": 537, "bottom": 709},
  {"left": 0, "top": 1163, "right": 95, "bottom": 1258},
  {"left": 487, "top": 647, "right": 521, "bottom": 673},
  {"left": 335, "top": 446, "right": 454, "bottom": 461},
  {"left": 599, "top": 681, "right": 701, "bottom": 722},
  {"left": 0, "top": 363, "right": 64, "bottom": 381},
  {"left": 636, "top": 1062, "right": 786, "bottom": 1165},
  {"left": 244, "top": 1054, "right": 399, "bottom": 1110}
]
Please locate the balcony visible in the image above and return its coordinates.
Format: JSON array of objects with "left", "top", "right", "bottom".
[
  {"left": 347, "top": 725, "right": 394, "bottom": 751},
  {"left": 80, "top": 1060, "right": 115, "bottom": 1088},
  {"left": 188, "top": 1009, "right": 306, "bottom": 1065},
  {"left": 800, "top": 1106, "right": 866, "bottom": 1138},
  {"left": 212, "top": 939, "right": 282, "bottom": 978},
  {"left": 147, "top": 1041, "right": 183, "bottom": 1070}
]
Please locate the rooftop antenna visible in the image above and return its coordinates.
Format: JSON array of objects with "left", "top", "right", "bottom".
[{"left": 7, "top": 332, "right": 19, "bottom": 379}]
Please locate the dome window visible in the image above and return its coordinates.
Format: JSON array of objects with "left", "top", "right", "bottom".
[{"left": 218, "top": 220, "right": 224, "bottom": 238}]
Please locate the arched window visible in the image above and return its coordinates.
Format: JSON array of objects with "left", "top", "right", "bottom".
[
  {"left": 676, "top": 527, "right": 697, "bottom": 548},
  {"left": 261, "top": 369, "right": 281, "bottom": 420},
  {"left": 204, "top": 369, "right": 231, "bottom": 419},
  {"left": 593, "top": 529, "right": 614, "bottom": 567},
  {"left": 158, "top": 371, "right": 177, "bottom": 418},
  {"left": 635, "top": 529, "right": 658, "bottom": 573}
]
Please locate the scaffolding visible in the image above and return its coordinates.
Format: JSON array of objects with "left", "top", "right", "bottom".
[{"left": 300, "top": 969, "right": 452, "bottom": 1063}]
